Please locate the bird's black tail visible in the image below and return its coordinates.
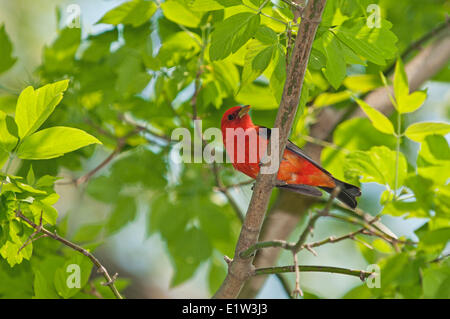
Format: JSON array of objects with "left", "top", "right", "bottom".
[{"left": 320, "top": 178, "right": 361, "bottom": 209}]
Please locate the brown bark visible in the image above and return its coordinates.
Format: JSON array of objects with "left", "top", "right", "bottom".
[{"left": 213, "top": 0, "right": 328, "bottom": 299}]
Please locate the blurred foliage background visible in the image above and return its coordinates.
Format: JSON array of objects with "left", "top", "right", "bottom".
[{"left": 0, "top": 0, "right": 449, "bottom": 298}]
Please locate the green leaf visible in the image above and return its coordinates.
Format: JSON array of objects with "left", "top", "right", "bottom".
[
  {"left": 394, "top": 59, "right": 409, "bottom": 104},
  {"left": 161, "top": 1, "right": 202, "bottom": 28},
  {"left": 372, "top": 238, "right": 394, "bottom": 254},
  {"left": 0, "top": 24, "right": 17, "bottom": 74},
  {"left": 343, "top": 74, "right": 382, "bottom": 93},
  {"left": 115, "top": 50, "right": 152, "bottom": 97},
  {"left": 393, "top": 59, "right": 428, "bottom": 113},
  {"left": 417, "top": 135, "right": 450, "bottom": 185},
  {"left": 72, "top": 224, "right": 104, "bottom": 243},
  {"left": 107, "top": 196, "right": 137, "bottom": 235},
  {"left": 15, "top": 80, "right": 70, "bottom": 139},
  {"left": 253, "top": 45, "right": 274, "bottom": 72},
  {"left": 423, "top": 268, "right": 450, "bottom": 299},
  {"left": 418, "top": 227, "right": 450, "bottom": 253},
  {"left": 189, "top": 0, "right": 225, "bottom": 11},
  {"left": 0, "top": 221, "right": 34, "bottom": 267},
  {"left": 198, "top": 81, "right": 222, "bottom": 109},
  {"left": 405, "top": 122, "right": 450, "bottom": 142},
  {"left": 33, "top": 270, "right": 60, "bottom": 299},
  {"left": 314, "top": 91, "right": 352, "bottom": 108},
  {"left": 269, "top": 45, "right": 286, "bottom": 104},
  {"left": 236, "top": 83, "right": 278, "bottom": 109},
  {"left": 169, "top": 227, "right": 212, "bottom": 286},
  {"left": 30, "top": 199, "right": 59, "bottom": 225},
  {"left": 0, "top": 259, "right": 33, "bottom": 298},
  {"left": 308, "top": 48, "right": 326, "bottom": 70},
  {"left": 399, "top": 91, "right": 427, "bottom": 114},
  {"left": 87, "top": 175, "right": 121, "bottom": 203},
  {"left": 355, "top": 98, "right": 395, "bottom": 135},
  {"left": 240, "top": 39, "right": 273, "bottom": 89},
  {"left": 209, "top": 13, "right": 260, "bottom": 61},
  {"left": 188, "top": 0, "right": 242, "bottom": 11},
  {"left": 345, "top": 145, "right": 407, "bottom": 190},
  {"left": 255, "top": 25, "right": 278, "bottom": 44},
  {"left": 26, "top": 165, "right": 35, "bottom": 186},
  {"left": 0, "top": 110, "right": 18, "bottom": 152},
  {"left": 54, "top": 253, "right": 93, "bottom": 299},
  {"left": 318, "top": 31, "right": 346, "bottom": 89},
  {"left": 334, "top": 18, "right": 397, "bottom": 66},
  {"left": 97, "top": 0, "right": 157, "bottom": 27},
  {"left": 17, "top": 126, "right": 101, "bottom": 160}
]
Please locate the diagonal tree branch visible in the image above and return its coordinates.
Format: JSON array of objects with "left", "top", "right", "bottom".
[{"left": 213, "top": 0, "right": 327, "bottom": 299}]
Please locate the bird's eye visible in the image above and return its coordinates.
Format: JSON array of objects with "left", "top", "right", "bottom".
[{"left": 228, "top": 114, "right": 235, "bottom": 121}]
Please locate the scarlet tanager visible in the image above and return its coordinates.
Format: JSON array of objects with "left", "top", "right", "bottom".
[{"left": 221, "top": 105, "right": 361, "bottom": 208}]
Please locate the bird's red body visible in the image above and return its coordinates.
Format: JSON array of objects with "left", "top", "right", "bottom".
[
  {"left": 221, "top": 106, "right": 335, "bottom": 188},
  {"left": 221, "top": 105, "right": 361, "bottom": 208}
]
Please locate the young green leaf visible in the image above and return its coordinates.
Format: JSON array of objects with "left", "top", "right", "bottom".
[
  {"left": 16, "top": 126, "right": 101, "bottom": 160},
  {"left": 417, "top": 135, "right": 450, "bottom": 186},
  {"left": 398, "top": 91, "right": 427, "bottom": 114},
  {"left": 345, "top": 146, "right": 407, "bottom": 190},
  {"left": 189, "top": 0, "right": 226, "bottom": 11},
  {"left": 405, "top": 122, "right": 450, "bottom": 142},
  {"left": 269, "top": 45, "right": 286, "bottom": 104},
  {"left": 54, "top": 253, "right": 93, "bottom": 298},
  {"left": 240, "top": 39, "right": 274, "bottom": 89},
  {"left": 318, "top": 31, "right": 346, "bottom": 89},
  {"left": 343, "top": 74, "right": 382, "bottom": 93},
  {"left": 314, "top": 91, "right": 352, "bottom": 108},
  {"left": 209, "top": 13, "right": 260, "bottom": 61},
  {"left": 26, "top": 165, "right": 35, "bottom": 186},
  {"left": 0, "top": 110, "right": 18, "bottom": 152},
  {"left": 97, "top": 0, "right": 157, "bottom": 27},
  {"left": 0, "top": 24, "right": 17, "bottom": 74},
  {"left": 355, "top": 98, "right": 395, "bottom": 135},
  {"left": 15, "top": 80, "right": 70, "bottom": 139},
  {"left": 394, "top": 59, "right": 409, "bottom": 103},
  {"left": 334, "top": 18, "right": 398, "bottom": 66},
  {"left": 161, "top": 1, "right": 202, "bottom": 28},
  {"left": 33, "top": 271, "right": 60, "bottom": 299}
]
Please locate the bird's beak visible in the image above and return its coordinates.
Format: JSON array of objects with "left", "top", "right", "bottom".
[{"left": 238, "top": 105, "right": 251, "bottom": 118}]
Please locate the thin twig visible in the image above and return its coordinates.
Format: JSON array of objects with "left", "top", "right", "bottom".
[
  {"left": 15, "top": 210, "right": 123, "bottom": 299},
  {"left": 254, "top": 264, "right": 373, "bottom": 280},
  {"left": 219, "top": 179, "right": 255, "bottom": 191},
  {"left": 292, "top": 252, "right": 303, "bottom": 297},
  {"left": 292, "top": 187, "right": 340, "bottom": 253},
  {"left": 18, "top": 210, "right": 45, "bottom": 254},
  {"left": 212, "top": 161, "right": 245, "bottom": 223},
  {"left": 57, "top": 141, "right": 123, "bottom": 186},
  {"left": 430, "top": 253, "right": 450, "bottom": 263}
]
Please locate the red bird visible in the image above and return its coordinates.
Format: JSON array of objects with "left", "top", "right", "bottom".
[{"left": 221, "top": 105, "right": 361, "bottom": 208}]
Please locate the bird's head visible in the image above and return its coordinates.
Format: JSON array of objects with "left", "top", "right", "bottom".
[{"left": 221, "top": 105, "right": 253, "bottom": 131}]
